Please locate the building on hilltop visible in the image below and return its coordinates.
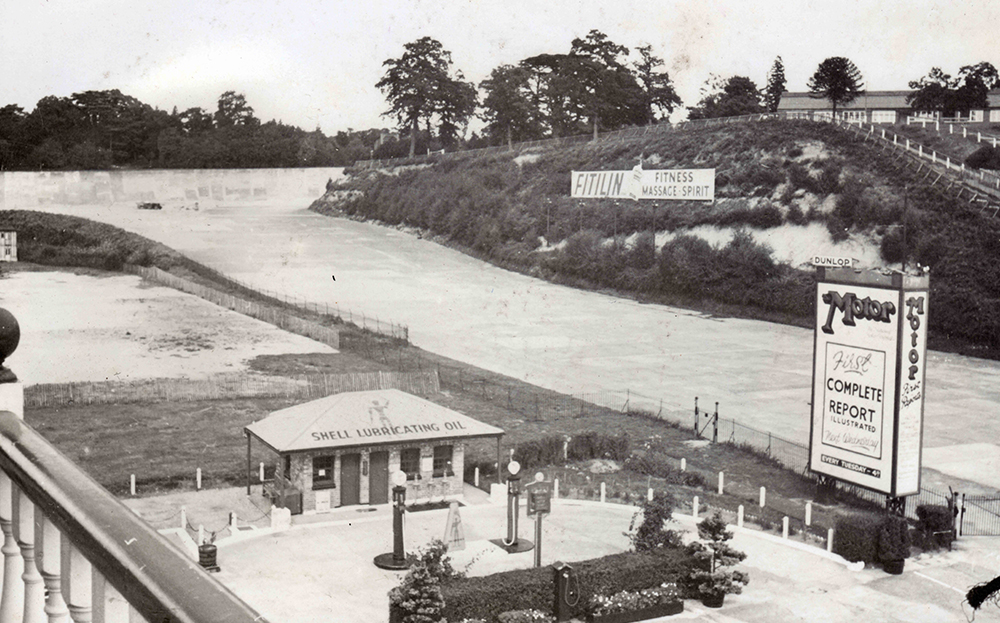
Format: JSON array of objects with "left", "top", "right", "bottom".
[
  {"left": 778, "top": 90, "right": 1000, "bottom": 124},
  {"left": 245, "top": 388, "right": 504, "bottom": 514}
]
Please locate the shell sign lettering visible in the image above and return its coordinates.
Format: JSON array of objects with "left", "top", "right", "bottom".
[{"left": 809, "top": 268, "right": 928, "bottom": 496}]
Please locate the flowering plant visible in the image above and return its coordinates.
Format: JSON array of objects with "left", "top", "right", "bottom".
[
  {"left": 588, "top": 583, "right": 681, "bottom": 616},
  {"left": 496, "top": 609, "right": 555, "bottom": 623}
]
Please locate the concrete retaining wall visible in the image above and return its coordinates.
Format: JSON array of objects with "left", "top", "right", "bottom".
[{"left": 0, "top": 167, "right": 344, "bottom": 209}]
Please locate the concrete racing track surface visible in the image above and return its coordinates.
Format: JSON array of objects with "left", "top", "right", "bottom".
[{"left": 8, "top": 167, "right": 1000, "bottom": 493}]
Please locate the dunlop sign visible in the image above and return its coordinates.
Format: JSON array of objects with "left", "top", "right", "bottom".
[
  {"left": 808, "top": 268, "right": 928, "bottom": 496},
  {"left": 570, "top": 169, "right": 715, "bottom": 201}
]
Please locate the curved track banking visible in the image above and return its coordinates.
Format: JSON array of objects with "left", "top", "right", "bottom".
[{"left": 20, "top": 184, "right": 1000, "bottom": 494}]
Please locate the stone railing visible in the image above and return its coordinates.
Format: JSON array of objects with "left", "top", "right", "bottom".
[{"left": 0, "top": 307, "right": 268, "bottom": 623}]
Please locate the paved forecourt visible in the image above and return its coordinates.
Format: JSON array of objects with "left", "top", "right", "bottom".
[
  {"left": 152, "top": 492, "right": 999, "bottom": 623},
  {"left": 20, "top": 185, "right": 1000, "bottom": 493}
]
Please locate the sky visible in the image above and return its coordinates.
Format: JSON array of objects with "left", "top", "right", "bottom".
[{"left": 2, "top": 0, "right": 998, "bottom": 134}]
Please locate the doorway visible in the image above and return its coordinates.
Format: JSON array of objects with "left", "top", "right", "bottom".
[
  {"left": 341, "top": 453, "right": 361, "bottom": 506},
  {"left": 369, "top": 451, "right": 389, "bottom": 504}
]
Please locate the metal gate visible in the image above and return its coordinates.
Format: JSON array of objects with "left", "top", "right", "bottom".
[{"left": 960, "top": 494, "right": 1000, "bottom": 536}]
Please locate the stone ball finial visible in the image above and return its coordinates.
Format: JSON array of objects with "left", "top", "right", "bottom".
[{"left": 0, "top": 308, "right": 20, "bottom": 381}]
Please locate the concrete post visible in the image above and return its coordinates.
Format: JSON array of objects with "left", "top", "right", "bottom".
[
  {"left": 196, "top": 468, "right": 202, "bottom": 491},
  {"left": 805, "top": 502, "right": 812, "bottom": 526},
  {"left": 737, "top": 505, "right": 744, "bottom": 528},
  {"left": 827, "top": 528, "right": 834, "bottom": 552},
  {"left": 600, "top": 483, "right": 606, "bottom": 504},
  {"left": 680, "top": 458, "right": 686, "bottom": 472},
  {"left": 647, "top": 488, "right": 653, "bottom": 502},
  {"left": 718, "top": 471, "right": 724, "bottom": 495},
  {"left": 759, "top": 487, "right": 766, "bottom": 508},
  {"left": 782, "top": 516, "right": 789, "bottom": 539},
  {"left": 130, "top": 475, "right": 136, "bottom": 496},
  {"left": 692, "top": 496, "right": 699, "bottom": 519}
]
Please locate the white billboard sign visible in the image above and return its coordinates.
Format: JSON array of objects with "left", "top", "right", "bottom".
[
  {"left": 570, "top": 169, "right": 714, "bottom": 201},
  {"left": 809, "top": 268, "right": 928, "bottom": 496}
]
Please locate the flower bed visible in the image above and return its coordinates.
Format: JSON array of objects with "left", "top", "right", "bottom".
[{"left": 588, "top": 584, "right": 684, "bottom": 622}]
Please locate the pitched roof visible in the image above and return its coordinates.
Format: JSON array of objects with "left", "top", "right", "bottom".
[
  {"left": 778, "top": 90, "right": 1000, "bottom": 111},
  {"left": 245, "top": 389, "right": 504, "bottom": 453}
]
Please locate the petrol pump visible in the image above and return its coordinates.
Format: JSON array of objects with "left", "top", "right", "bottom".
[{"left": 374, "top": 470, "right": 411, "bottom": 569}]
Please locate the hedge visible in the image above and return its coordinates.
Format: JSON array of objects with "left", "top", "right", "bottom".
[
  {"left": 440, "top": 549, "right": 693, "bottom": 622},
  {"left": 832, "top": 513, "right": 912, "bottom": 564}
]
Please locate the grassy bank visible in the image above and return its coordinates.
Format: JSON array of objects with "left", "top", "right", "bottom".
[{"left": 318, "top": 119, "right": 1000, "bottom": 360}]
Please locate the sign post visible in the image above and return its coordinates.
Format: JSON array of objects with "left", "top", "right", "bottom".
[
  {"left": 808, "top": 267, "right": 929, "bottom": 507},
  {"left": 526, "top": 473, "right": 552, "bottom": 568}
]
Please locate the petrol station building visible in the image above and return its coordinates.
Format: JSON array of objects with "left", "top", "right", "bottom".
[{"left": 244, "top": 389, "right": 504, "bottom": 514}]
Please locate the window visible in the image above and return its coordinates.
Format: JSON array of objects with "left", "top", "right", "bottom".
[
  {"left": 312, "top": 455, "right": 335, "bottom": 490},
  {"left": 400, "top": 448, "right": 421, "bottom": 481},
  {"left": 433, "top": 445, "right": 453, "bottom": 478}
]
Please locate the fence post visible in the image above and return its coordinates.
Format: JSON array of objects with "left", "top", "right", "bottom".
[
  {"left": 805, "top": 501, "right": 812, "bottom": 526},
  {"left": 694, "top": 397, "right": 699, "bottom": 434},
  {"left": 196, "top": 468, "right": 202, "bottom": 491},
  {"left": 782, "top": 516, "right": 789, "bottom": 539},
  {"left": 259, "top": 462, "right": 265, "bottom": 483},
  {"left": 474, "top": 467, "right": 480, "bottom": 488},
  {"left": 737, "top": 505, "right": 744, "bottom": 528},
  {"left": 759, "top": 486, "right": 766, "bottom": 508},
  {"left": 827, "top": 528, "right": 834, "bottom": 552},
  {"left": 647, "top": 487, "right": 654, "bottom": 502},
  {"left": 718, "top": 471, "right": 724, "bottom": 495},
  {"left": 692, "top": 496, "right": 699, "bottom": 519},
  {"left": 600, "top": 482, "right": 606, "bottom": 504},
  {"left": 680, "top": 458, "right": 686, "bottom": 472},
  {"left": 130, "top": 474, "right": 136, "bottom": 496},
  {"left": 712, "top": 402, "right": 718, "bottom": 443}
]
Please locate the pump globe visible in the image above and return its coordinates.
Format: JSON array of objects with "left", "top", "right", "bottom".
[
  {"left": 392, "top": 470, "right": 407, "bottom": 487},
  {"left": 508, "top": 461, "right": 521, "bottom": 476}
]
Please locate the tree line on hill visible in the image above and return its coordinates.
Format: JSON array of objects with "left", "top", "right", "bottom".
[{"left": 0, "top": 89, "right": 385, "bottom": 171}]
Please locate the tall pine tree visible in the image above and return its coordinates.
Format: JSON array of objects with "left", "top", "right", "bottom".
[{"left": 764, "top": 56, "right": 787, "bottom": 113}]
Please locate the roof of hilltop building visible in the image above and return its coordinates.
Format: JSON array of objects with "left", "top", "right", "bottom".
[
  {"left": 244, "top": 388, "right": 504, "bottom": 453},
  {"left": 778, "top": 90, "right": 1000, "bottom": 111}
]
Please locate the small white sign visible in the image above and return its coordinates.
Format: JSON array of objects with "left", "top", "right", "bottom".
[{"left": 811, "top": 256, "right": 854, "bottom": 268}]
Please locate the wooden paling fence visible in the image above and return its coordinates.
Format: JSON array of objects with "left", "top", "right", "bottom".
[{"left": 24, "top": 369, "right": 440, "bottom": 407}]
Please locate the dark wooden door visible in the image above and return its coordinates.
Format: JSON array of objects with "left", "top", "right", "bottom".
[
  {"left": 341, "top": 453, "right": 361, "bottom": 506},
  {"left": 369, "top": 451, "right": 389, "bottom": 505}
]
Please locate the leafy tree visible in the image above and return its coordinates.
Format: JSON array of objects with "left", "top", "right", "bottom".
[
  {"left": 214, "top": 91, "right": 258, "bottom": 128},
  {"left": 807, "top": 57, "right": 864, "bottom": 117},
  {"left": 376, "top": 36, "right": 476, "bottom": 157},
  {"left": 907, "top": 67, "right": 954, "bottom": 114},
  {"left": 633, "top": 45, "right": 682, "bottom": 122},
  {"left": 685, "top": 511, "right": 749, "bottom": 600},
  {"left": 689, "top": 75, "right": 763, "bottom": 119},
  {"left": 480, "top": 64, "right": 541, "bottom": 147},
  {"left": 907, "top": 62, "right": 998, "bottom": 117},
  {"left": 764, "top": 56, "right": 786, "bottom": 112},
  {"left": 569, "top": 30, "right": 647, "bottom": 138}
]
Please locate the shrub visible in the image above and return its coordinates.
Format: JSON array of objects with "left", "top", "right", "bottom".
[
  {"left": 588, "top": 584, "right": 681, "bottom": 616},
  {"left": 628, "top": 491, "right": 683, "bottom": 552},
  {"left": 915, "top": 504, "right": 955, "bottom": 551},
  {"left": 965, "top": 145, "right": 1000, "bottom": 170},
  {"left": 513, "top": 436, "right": 565, "bottom": 469},
  {"left": 878, "top": 515, "right": 911, "bottom": 563},
  {"left": 685, "top": 512, "right": 749, "bottom": 599},
  {"left": 786, "top": 203, "right": 808, "bottom": 225},
  {"left": 880, "top": 228, "right": 905, "bottom": 264},
  {"left": 497, "top": 610, "right": 554, "bottom": 623},
  {"left": 441, "top": 549, "right": 694, "bottom": 622},
  {"left": 623, "top": 453, "right": 707, "bottom": 488},
  {"left": 746, "top": 202, "right": 784, "bottom": 229},
  {"left": 567, "top": 432, "right": 629, "bottom": 462},
  {"left": 832, "top": 513, "right": 883, "bottom": 563}
]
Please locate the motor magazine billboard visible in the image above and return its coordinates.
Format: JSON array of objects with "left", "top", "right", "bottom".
[{"left": 808, "top": 268, "right": 929, "bottom": 496}]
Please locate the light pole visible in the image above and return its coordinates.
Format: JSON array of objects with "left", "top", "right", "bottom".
[{"left": 374, "top": 471, "right": 411, "bottom": 570}]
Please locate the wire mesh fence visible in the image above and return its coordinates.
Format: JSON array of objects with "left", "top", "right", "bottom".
[
  {"left": 25, "top": 369, "right": 440, "bottom": 407},
  {"left": 125, "top": 264, "right": 409, "bottom": 344}
]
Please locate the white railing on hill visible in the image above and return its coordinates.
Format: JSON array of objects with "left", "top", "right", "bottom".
[
  {"left": 0, "top": 380, "right": 268, "bottom": 623},
  {"left": 352, "top": 111, "right": 1000, "bottom": 211}
]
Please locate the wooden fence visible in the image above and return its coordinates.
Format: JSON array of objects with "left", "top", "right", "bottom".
[{"left": 24, "top": 369, "right": 440, "bottom": 407}]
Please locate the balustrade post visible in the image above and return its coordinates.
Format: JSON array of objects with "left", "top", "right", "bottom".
[
  {"left": 0, "top": 474, "right": 24, "bottom": 623},
  {"left": 61, "top": 541, "right": 91, "bottom": 623},
  {"left": 13, "top": 489, "right": 45, "bottom": 623},
  {"left": 36, "top": 515, "right": 68, "bottom": 623},
  {"left": 90, "top": 573, "right": 126, "bottom": 623}
]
